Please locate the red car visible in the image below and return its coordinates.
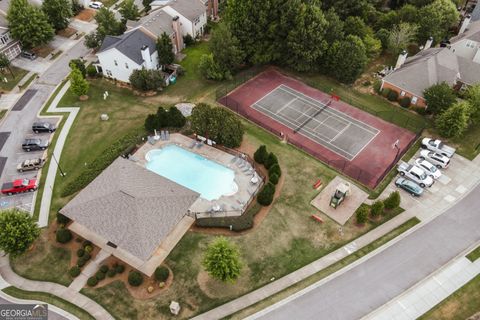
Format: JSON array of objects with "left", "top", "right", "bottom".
[{"left": 1, "top": 178, "right": 38, "bottom": 195}]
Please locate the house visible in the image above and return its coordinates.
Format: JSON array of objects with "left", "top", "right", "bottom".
[
  {"left": 60, "top": 157, "right": 200, "bottom": 276},
  {"left": 151, "top": 0, "right": 208, "bottom": 37},
  {"left": 382, "top": 19, "right": 480, "bottom": 108},
  {"left": 0, "top": 14, "right": 21, "bottom": 61}
]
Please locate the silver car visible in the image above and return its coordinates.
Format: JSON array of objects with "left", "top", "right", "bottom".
[
  {"left": 415, "top": 158, "right": 442, "bottom": 179},
  {"left": 419, "top": 150, "right": 450, "bottom": 169}
]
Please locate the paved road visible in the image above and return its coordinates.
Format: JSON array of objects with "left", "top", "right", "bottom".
[
  {"left": 255, "top": 183, "right": 480, "bottom": 320},
  {"left": 0, "top": 40, "right": 90, "bottom": 212},
  {"left": 0, "top": 296, "right": 69, "bottom": 320}
]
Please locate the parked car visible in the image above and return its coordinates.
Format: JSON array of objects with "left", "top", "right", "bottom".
[
  {"left": 20, "top": 51, "right": 37, "bottom": 60},
  {"left": 32, "top": 122, "right": 56, "bottom": 133},
  {"left": 419, "top": 150, "right": 450, "bottom": 169},
  {"left": 397, "top": 161, "right": 434, "bottom": 188},
  {"left": 22, "top": 138, "right": 49, "bottom": 152},
  {"left": 415, "top": 158, "right": 442, "bottom": 180},
  {"left": 395, "top": 177, "right": 424, "bottom": 197},
  {"left": 421, "top": 138, "right": 456, "bottom": 158},
  {"left": 17, "top": 158, "right": 46, "bottom": 172},
  {"left": 89, "top": 1, "right": 103, "bottom": 9},
  {"left": 1, "top": 178, "right": 38, "bottom": 195}
]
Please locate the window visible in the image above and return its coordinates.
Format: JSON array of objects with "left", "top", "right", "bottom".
[
  {"left": 466, "top": 40, "right": 476, "bottom": 48},
  {"left": 114, "top": 60, "right": 118, "bottom": 66},
  {"left": 411, "top": 96, "right": 418, "bottom": 104},
  {"left": 106, "top": 70, "right": 112, "bottom": 77},
  {"left": 400, "top": 91, "right": 406, "bottom": 97},
  {"left": 125, "top": 62, "right": 129, "bottom": 69}
]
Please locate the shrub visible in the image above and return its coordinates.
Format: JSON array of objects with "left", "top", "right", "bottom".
[
  {"left": 69, "top": 59, "right": 86, "bottom": 77},
  {"left": 381, "top": 88, "right": 390, "bottom": 98},
  {"left": 264, "top": 153, "right": 278, "bottom": 169},
  {"left": 384, "top": 191, "right": 401, "bottom": 210},
  {"left": 86, "top": 64, "right": 97, "bottom": 77},
  {"left": 77, "top": 258, "right": 86, "bottom": 268},
  {"left": 76, "top": 248, "right": 85, "bottom": 257},
  {"left": 387, "top": 90, "right": 399, "bottom": 101},
  {"left": 115, "top": 264, "right": 125, "bottom": 274},
  {"left": 87, "top": 276, "right": 98, "bottom": 287},
  {"left": 56, "top": 213, "right": 70, "bottom": 224},
  {"left": 128, "top": 271, "right": 144, "bottom": 286},
  {"left": 257, "top": 182, "right": 276, "bottom": 206},
  {"left": 154, "top": 266, "right": 170, "bottom": 282},
  {"left": 129, "top": 68, "right": 164, "bottom": 91},
  {"left": 269, "top": 173, "right": 279, "bottom": 185},
  {"left": 183, "top": 34, "right": 194, "bottom": 46},
  {"left": 83, "top": 252, "right": 91, "bottom": 261},
  {"left": 370, "top": 200, "right": 385, "bottom": 218},
  {"left": 356, "top": 205, "right": 369, "bottom": 224},
  {"left": 373, "top": 79, "right": 382, "bottom": 93},
  {"left": 100, "top": 265, "right": 109, "bottom": 273},
  {"left": 166, "top": 106, "right": 186, "bottom": 128},
  {"left": 399, "top": 97, "right": 411, "bottom": 108},
  {"left": 410, "top": 106, "right": 427, "bottom": 115},
  {"left": 71, "top": 0, "right": 84, "bottom": 16},
  {"left": 56, "top": 228, "right": 72, "bottom": 244},
  {"left": 254, "top": 145, "right": 268, "bottom": 164},
  {"left": 107, "top": 269, "right": 116, "bottom": 278},
  {"left": 268, "top": 164, "right": 282, "bottom": 178},
  {"left": 69, "top": 266, "right": 81, "bottom": 277},
  {"left": 82, "top": 240, "right": 92, "bottom": 248},
  {"left": 96, "top": 271, "right": 106, "bottom": 281}
]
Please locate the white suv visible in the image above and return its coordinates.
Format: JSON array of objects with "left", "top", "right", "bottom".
[{"left": 89, "top": 1, "right": 103, "bottom": 9}]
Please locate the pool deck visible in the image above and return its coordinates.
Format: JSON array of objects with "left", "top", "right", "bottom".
[{"left": 133, "top": 133, "right": 262, "bottom": 218}]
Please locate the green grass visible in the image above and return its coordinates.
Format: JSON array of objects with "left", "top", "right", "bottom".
[
  {"left": 227, "top": 217, "right": 421, "bottom": 319},
  {"left": 0, "top": 66, "right": 29, "bottom": 92},
  {"left": 99, "top": 0, "right": 117, "bottom": 7},
  {"left": 447, "top": 122, "right": 480, "bottom": 160},
  {"left": 418, "top": 274, "right": 480, "bottom": 320},
  {"left": 18, "top": 73, "right": 38, "bottom": 91},
  {"left": 49, "top": 51, "right": 63, "bottom": 60},
  {"left": 466, "top": 246, "right": 480, "bottom": 262},
  {"left": 3, "top": 286, "right": 95, "bottom": 320},
  {"left": 0, "top": 109, "right": 7, "bottom": 120}
]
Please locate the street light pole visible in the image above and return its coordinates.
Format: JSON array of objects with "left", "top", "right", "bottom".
[{"left": 51, "top": 153, "right": 66, "bottom": 177}]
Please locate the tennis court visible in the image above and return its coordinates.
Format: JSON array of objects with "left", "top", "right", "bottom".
[{"left": 252, "top": 85, "right": 379, "bottom": 160}]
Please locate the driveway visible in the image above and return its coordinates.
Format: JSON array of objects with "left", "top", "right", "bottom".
[
  {"left": 252, "top": 160, "right": 480, "bottom": 320},
  {"left": 0, "top": 40, "right": 91, "bottom": 213}
]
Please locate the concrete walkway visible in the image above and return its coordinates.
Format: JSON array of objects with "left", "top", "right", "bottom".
[
  {"left": 364, "top": 245, "right": 480, "bottom": 320},
  {"left": 0, "top": 255, "right": 114, "bottom": 320},
  {"left": 69, "top": 249, "right": 111, "bottom": 292}
]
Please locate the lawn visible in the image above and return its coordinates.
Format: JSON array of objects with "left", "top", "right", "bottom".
[
  {"left": 18, "top": 73, "right": 38, "bottom": 91},
  {"left": 467, "top": 245, "right": 480, "bottom": 262},
  {"left": 419, "top": 274, "right": 480, "bottom": 320},
  {"left": 0, "top": 66, "right": 29, "bottom": 92},
  {"left": 2, "top": 286, "right": 95, "bottom": 320}
]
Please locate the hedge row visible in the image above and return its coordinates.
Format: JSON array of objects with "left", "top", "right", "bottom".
[
  {"left": 61, "top": 130, "right": 144, "bottom": 197},
  {"left": 195, "top": 203, "right": 262, "bottom": 231},
  {"left": 380, "top": 88, "right": 412, "bottom": 108}
]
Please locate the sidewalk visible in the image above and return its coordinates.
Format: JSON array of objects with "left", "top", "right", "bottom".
[
  {"left": 69, "top": 250, "right": 110, "bottom": 292},
  {"left": 193, "top": 154, "right": 480, "bottom": 320},
  {"left": 0, "top": 255, "right": 114, "bottom": 320},
  {"left": 364, "top": 248, "right": 480, "bottom": 320}
]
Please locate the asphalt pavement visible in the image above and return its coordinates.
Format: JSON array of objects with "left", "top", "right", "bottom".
[{"left": 253, "top": 183, "right": 480, "bottom": 320}]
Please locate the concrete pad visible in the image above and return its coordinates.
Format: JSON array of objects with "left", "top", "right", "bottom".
[
  {"left": 455, "top": 185, "right": 467, "bottom": 194},
  {"left": 311, "top": 176, "right": 369, "bottom": 225},
  {"left": 444, "top": 195, "right": 456, "bottom": 203}
]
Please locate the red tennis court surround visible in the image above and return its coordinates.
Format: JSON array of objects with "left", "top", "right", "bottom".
[{"left": 219, "top": 69, "right": 417, "bottom": 188}]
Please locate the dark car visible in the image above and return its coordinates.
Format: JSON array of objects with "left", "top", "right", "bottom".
[
  {"left": 22, "top": 138, "right": 49, "bottom": 152},
  {"left": 21, "top": 51, "right": 37, "bottom": 60},
  {"left": 32, "top": 122, "right": 56, "bottom": 133},
  {"left": 395, "top": 177, "right": 424, "bottom": 197}
]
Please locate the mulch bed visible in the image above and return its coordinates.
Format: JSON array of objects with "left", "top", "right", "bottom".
[
  {"left": 57, "top": 27, "right": 77, "bottom": 38},
  {"left": 32, "top": 45, "right": 55, "bottom": 58},
  {"left": 74, "top": 9, "right": 96, "bottom": 22}
]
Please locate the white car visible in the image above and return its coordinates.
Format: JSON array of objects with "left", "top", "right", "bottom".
[
  {"left": 89, "top": 1, "right": 103, "bottom": 9},
  {"left": 415, "top": 158, "right": 442, "bottom": 179},
  {"left": 397, "top": 161, "right": 434, "bottom": 188},
  {"left": 421, "top": 138, "right": 456, "bottom": 158},
  {"left": 419, "top": 150, "right": 450, "bottom": 169}
]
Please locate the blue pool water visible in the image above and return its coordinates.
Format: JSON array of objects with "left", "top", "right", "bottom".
[{"left": 145, "top": 145, "right": 237, "bottom": 201}]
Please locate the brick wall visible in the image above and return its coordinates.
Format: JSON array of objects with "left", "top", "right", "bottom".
[{"left": 382, "top": 81, "right": 427, "bottom": 108}]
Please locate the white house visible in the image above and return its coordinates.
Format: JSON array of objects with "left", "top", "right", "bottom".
[
  {"left": 96, "top": 28, "right": 159, "bottom": 83},
  {"left": 152, "top": 0, "right": 207, "bottom": 37},
  {"left": 0, "top": 14, "right": 21, "bottom": 61}
]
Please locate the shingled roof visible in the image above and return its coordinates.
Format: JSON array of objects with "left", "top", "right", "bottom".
[
  {"left": 60, "top": 157, "right": 199, "bottom": 262},
  {"left": 98, "top": 28, "right": 156, "bottom": 65}
]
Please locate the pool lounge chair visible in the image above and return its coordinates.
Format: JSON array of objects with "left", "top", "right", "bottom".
[
  {"left": 160, "top": 130, "right": 165, "bottom": 140},
  {"left": 189, "top": 141, "right": 196, "bottom": 148},
  {"left": 166, "top": 130, "right": 170, "bottom": 140},
  {"left": 230, "top": 156, "right": 238, "bottom": 164},
  {"left": 196, "top": 141, "right": 203, "bottom": 148}
]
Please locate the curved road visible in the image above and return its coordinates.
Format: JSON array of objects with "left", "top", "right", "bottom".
[{"left": 255, "top": 183, "right": 480, "bottom": 320}]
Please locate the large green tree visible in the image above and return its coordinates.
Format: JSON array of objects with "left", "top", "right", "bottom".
[
  {"left": 209, "top": 23, "right": 244, "bottom": 76},
  {"left": 95, "top": 7, "right": 125, "bottom": 43},
  {"left": 203, "top": 237, "right": 242, "bottom": 283},
  {"left": 42, "top": 0, "right": 73, "bottom": 31},
  {"left": 119, "top": 0, "right": 140, "bottom": 21},
  {"left": 198, "top": 53, "right": 225, "bottom": 80},
  {"left": 7, "top": 0, "right": 54, "bottom": 50},
  {"left": 323, "top": 8, "right": 345, "bottom": 45},
  {"left": 387, "top": 22, "right": 418, "bottom": 54},
  {"left": 0, "top": 209, "right": 40, "bottom": 256},
  {"left": 156, "top": 32, "right": 174, "bottom": 67},
  {"left": 435, "top": 101, "right": 470, "bottom": 138},
  {"left": 0, "top": 53, "right": 13, "bottom": 77},
  {"left": 423, "top": 82, "right": 457, "bottom": 115},
  {"left": 465, "top": 84, "right": 480, "bottom": 121},
  {"left": 417, "top": 0, "right": 459, "bottom": 43},
  {"left": 69, "top": 67, "right": 89, "bottom": 97},
  {"left": 325, "top": 35, "right": 368, "bottom": 84}
]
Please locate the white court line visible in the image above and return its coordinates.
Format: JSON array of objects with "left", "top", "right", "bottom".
[
  {"left": 329, "top": 123, "right": 351, "bottom": 142},
  {"left": 276, "top": 97, "right": 297, "bottom": 115},
  {"left": 250, "top": 84, "right": 285, "bottom": 110},
  {"left": 281, "top": 104, "right": 347, "bottom": 135},
  {"left": 278, "top": 84, "right": 379, "bottom": 135},
  {"left": 350, "top": 129, "right": 380, "bottom": 161},
  {"left": 252, "top": 103, "right": 356, "bottom": 159}
]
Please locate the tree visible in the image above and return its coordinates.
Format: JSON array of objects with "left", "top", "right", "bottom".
[
  {"left": 254, "top": 145, "right": 268, "bottom": 164},
  {"left": 384, "top": 191, "right": 401, "bottom": 210},
  {"left": 69, "top": 67, "right": 89, "bottom": 97},
  {"left": 203, "top": 237, "right": 242, "bottom": 283},
  {"left": 435, "top": 101, "right": 470, "bottom": 138},
  {"left": 42, "top": 0, "right": 73, "bottom": 31},
  {"left": 417, "top": 0, "right": 459, "bottom": 43},
  {"left": 323, "top": 8, "right": 345, "bottom": 45},
  {"left": 257, "top": 182, "right": 276, "bottom": 206},
  {"left": 7, "top": 0, "right": 54, "bottom": 50},
  {"left": 326, "top": 35, "right": 368, "bottom": 84},
  {"left": 423, "top": 82, "right": 457, "bottom": 115},
  {"left": 0, "top": 53, "right": 13, "bottom": 77},
  {"left": 119, "top": 0, "right": 140, "bottom": 21},
  {"left": 129, "top": 68, "right": 164, "bottom": 91},
  {"left": 363, "top": 34, "right": 382, "bottom": 59},
  {"left": 370, "top": 200, "right": 385, "bottom": 218},
  {"left": 0, "top": 209, "right": 40, "bottom": 256},
  {"left": 167, "top": 106, "right": 186, "bottom": 128},
  {"left": 84, "top": 33, "right": 101, "bottom": 49},
  {"left": 356, "top": 206, "right": 369, "bottom": 224},
  {"left": 465, "top": 84, "right": 480, "bottom": 122},
  {"left": 344, "top": 16, "right": 369, "bottom": 39},
  {"left": 69, "top": 59, "right": 86, "bottom": 77},
  {"left": 199, "top": 54, "right": 225, "bottom": 80},
  {"left": 142, "top": 0, "right": 153, "bottom": 12},
  {"left": 264, "top": 152, "right": 278, "bottom": 169},
  {"left": 387, "top": 23, "right": 418, "bottom": 54},
  {"left": 144, "top": 114, "right": 157, "bottom": 132},
  {"left": 156, "top": 33, "right": 174, "bottom": 67},
  {"left": 71, "top": 0, "right": 84, "bottom": 16},
  {"left": 209, "top": 23, "right": 245, "bottom": 76},
  {"left": 95, "top": 7, "right": 126, "bottom": 43}
]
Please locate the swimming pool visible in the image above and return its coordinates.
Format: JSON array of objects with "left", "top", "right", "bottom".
[{"left": 145, "top": 145, "right": 238, "bottom": 201}]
